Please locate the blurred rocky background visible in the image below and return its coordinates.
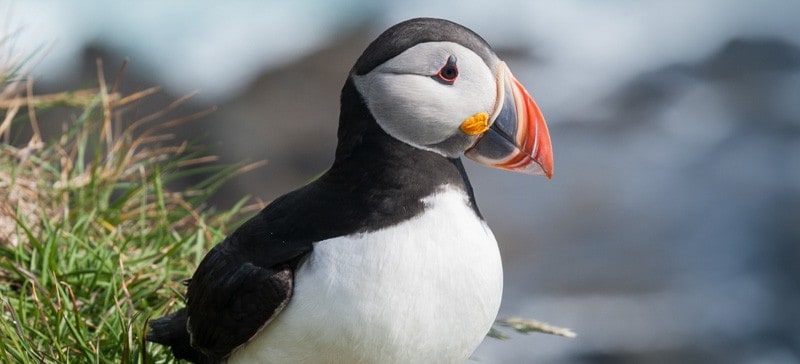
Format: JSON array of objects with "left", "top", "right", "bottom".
[{"left": 7, "top": 1, "right": 800, "bottom": 363}]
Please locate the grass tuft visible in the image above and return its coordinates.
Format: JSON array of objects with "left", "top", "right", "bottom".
[
  {"left": 0, "top": 58, "right": 261, "bottom": 363},
  {"left": 493, "top": 317, "right": 576, "bottom": 339}
]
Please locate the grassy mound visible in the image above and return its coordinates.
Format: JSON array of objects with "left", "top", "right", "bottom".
[{"left": 0, "top": 61, "right": 260, "bottom": 363}]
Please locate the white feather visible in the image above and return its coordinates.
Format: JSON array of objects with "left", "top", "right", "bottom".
[{"left": 228, "top": 186, "right": 503, "bottom": 364}]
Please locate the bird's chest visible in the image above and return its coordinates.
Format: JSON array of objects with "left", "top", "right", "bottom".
[{"left": 230, "top": 189, "right": 503, "bottom": 364}]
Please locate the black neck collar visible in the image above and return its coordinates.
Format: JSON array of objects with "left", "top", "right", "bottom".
[{"left": 325, "top": 77, "right": 482, "bottom": 223}]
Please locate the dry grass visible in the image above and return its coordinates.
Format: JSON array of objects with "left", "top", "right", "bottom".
[{"left": 0, "top": 57, "right": 262, "bottom": 363}]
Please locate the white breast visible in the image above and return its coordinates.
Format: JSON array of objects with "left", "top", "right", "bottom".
[{"left": 228, "top": 187, "right": 503, "bottom": 364}]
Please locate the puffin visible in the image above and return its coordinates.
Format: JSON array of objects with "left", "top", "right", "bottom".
[{"left": 147, "top": 17, "right": 553, "bottom": 364}]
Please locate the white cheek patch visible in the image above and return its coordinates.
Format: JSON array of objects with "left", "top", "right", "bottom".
[
  {"left": 365, "top": 73, "right": 461, "bottom": 145},
  {"left": 353, "top": 42, "right": 497, "bottom": 153}
]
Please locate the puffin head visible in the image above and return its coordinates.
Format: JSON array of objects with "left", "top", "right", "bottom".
[{"left": 349, "top": 18, "right": 553, "bottom": 178}]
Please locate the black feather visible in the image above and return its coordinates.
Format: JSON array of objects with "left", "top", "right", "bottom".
[
  {"left": 352, "top": 17, "right": 495, "bottom": 76},
  {"left": 147, "top": 308, "right": 204, "bottom": 363}
]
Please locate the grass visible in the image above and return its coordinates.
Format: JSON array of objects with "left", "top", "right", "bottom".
[{"left": 0, "top": 59, "right": 262, "bottom": 363}]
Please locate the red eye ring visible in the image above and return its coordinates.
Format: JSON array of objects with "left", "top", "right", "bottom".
[{"left": 434, "top": 55, "right": 458, "bottom": 85}]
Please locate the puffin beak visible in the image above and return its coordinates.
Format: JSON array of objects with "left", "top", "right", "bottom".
[{"left": 464, "top": 62, "right": 553, "bottom": 178}]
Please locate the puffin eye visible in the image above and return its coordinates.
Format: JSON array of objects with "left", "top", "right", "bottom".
[{"left": 433, "top": 56, "right": 458, "bottom": 85}]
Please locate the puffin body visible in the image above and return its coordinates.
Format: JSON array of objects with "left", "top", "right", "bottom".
[
  {"left": 233, "top": 186, "right": 501, "bottom": 363},
  {"left": 148, "top": 18, "right": 553, "bottom": 363}
]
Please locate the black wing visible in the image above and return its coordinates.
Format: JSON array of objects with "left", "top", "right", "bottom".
[
  {"left": 147, "top": 190, "right": 315, "bottom": 363},
  {"left": 183, "top": 216, "right": 308, "bottom": 361}
]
